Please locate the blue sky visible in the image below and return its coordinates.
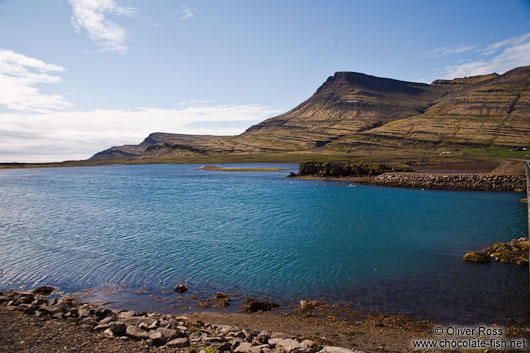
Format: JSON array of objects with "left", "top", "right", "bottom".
[{"left": 0, "top": 0, "right": 529, "bottom": 162}]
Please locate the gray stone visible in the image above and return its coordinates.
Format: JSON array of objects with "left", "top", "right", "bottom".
[
  {"left": 270, "top": 339, "right": 307, "bottom": 353},
  {"left": 125, "top": 325, "right": 149, "bottom": 340},
  {"left": 108, "top": 321, "right": 126, "bottom": 335},
  {"left": 166, "top": 337, "right": 190, "bottom": 347},
  {"left": 251, "top": 344, "right": 270, "bottom": 353},
  {"left": 121, "top": 316, "right": 157, "bottom": 327},
  {"left": 78, "top": 308, "right": 91, "bottom": 317},
  {"left": 205, "top": 336, "right": 226, "bottom": 343},
  {"left": 148, "top": 331, "right": 166, "bottom": 346},
  {"left": 103, "top": 328, "right": 115, "bottom": 338},
  {"left": 117, "top": 310, "right": 135, "bottom": 319},
  {"left": 318, "top": 347, "right": 365, "bottom": 353},
  {"left": 216, "top": 324, "right": 239, "bottom": 334},
  {"left": 93, "top": 323, "right": 111, "bottom": 332},
  {"left": 235, "top": 342, "right": 253, "bottom": 353},
  {"left": 254, "top": 330, "right": 271, "bottom": 344},
  {"left": 301, "top": 340, "right": 316, "bottom": 348},
  {"left": 99, "top": 315, "right": 116, "bottom": 325}
]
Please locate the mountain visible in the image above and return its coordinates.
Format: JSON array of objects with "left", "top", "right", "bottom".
[{"left": 90, "top": 66, "right": 530, "bottom": 161}]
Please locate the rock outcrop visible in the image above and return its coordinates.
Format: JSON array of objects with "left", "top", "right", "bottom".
[
  {"left": 297, "top": 162, "right": 412, "bottom": 177},
  {"left": 463, "top": 237, "right": 529, "bottom": 265}
]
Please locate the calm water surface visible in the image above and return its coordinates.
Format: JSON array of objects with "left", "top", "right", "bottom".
[{"left": 0, "top": 164, "right": 527, "bottom": 323}]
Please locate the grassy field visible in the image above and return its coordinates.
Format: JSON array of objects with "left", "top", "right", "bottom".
[{"left": 0, "top": 147, "right": 527, "bottom": 171}]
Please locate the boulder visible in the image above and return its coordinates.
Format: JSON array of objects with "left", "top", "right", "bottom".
[
  {"left": 240, "top": 299, "right": 279, "bottom": 313},
  {"left": 318, "top": 347, "right": 365, "bottom": 353},
  {"left": 31, "top": 286, "right": 55, "bottom": 296},
  {"left": 214, "top": 292, "right": 232, "bottom": 307},
  {"left": 125, "top": 325, "right": 149, "bottom": 340},
  {"left": 174, "top": 284, "right": 189, "bottom": 293},
  {"left": 166, "top": 337, "right": 190, "bottom": 347},
  {"left": 108, "top": 321, "right": 126, "bottom": 336},
  {"left": 121, "top": 316, "right": 157, "bottom": 327},
  {"left": 269, "top": 338, "right": 307, "bottom": 353},
  {"left": 254, "top": 330, "right": 271, "bottom": 344},
  {"left": 235, "top": 342, "right": 253, "bottom": 353},
  {"left": 463, "top": 251, "right": 490, "bottom": 263}
]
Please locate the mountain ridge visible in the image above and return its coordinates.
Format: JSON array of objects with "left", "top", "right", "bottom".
[{"left": 90, "top": 66, "right": 530, "bottom": 161}]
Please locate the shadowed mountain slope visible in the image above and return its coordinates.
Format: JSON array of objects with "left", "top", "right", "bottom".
[{"left": 90, "top": 66, "right": 530, "bottom": 161}]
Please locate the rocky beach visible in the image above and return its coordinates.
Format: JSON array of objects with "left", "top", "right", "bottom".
[{"left": 0, "top": 288, "right": 438, "bottom": 353}]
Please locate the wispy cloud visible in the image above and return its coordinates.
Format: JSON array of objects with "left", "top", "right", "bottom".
[
  {"left": 0, "top": 104, "right": 280, "bottom": 162},
  {"left": 68, "top": 0, "right": 136, "bottom": 54},
  {"left": 181, "top": 6, "right": 193, "bottom": 20},
  {"left": 444, "top": 32, "right": 530, "bottom": 78},
  {"left": 428, "top": 45, "right": 474, "bottom": 57},
  {"left": 0, "top": 49, "right": 72, "bottom": 112}
]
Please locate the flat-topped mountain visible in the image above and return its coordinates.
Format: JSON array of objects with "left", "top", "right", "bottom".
[{"left": 90, "top": 66, "right": 530, "bottom": 161}]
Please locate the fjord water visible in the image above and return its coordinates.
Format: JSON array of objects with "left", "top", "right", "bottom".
[{"left": 0, "top": 164, "right": 528, "bottom": 323}]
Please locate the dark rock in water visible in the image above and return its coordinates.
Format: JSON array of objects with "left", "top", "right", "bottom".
[
  {"left": 173, "top": 284, "right": 189, "bottom": 293},
  {"left": 214, "top": 292, "right": 231, "bottom": 308},
  {"left": 240, "top": 299, "right": 279, "bottom": 313},
  {"left": 31, "top": 286, "right": 55, "bottom": 296},
  {"left": 197, "top": 299, "right": 212, "bottom": 308},
  {"left": 463, "top": 251, "right": 491, "bottom": 263}
]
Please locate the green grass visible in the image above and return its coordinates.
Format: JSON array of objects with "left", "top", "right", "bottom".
[
  {"left": 456, "top": 147, "right": 530, "bottom": 158},
  {"left": 1, "top": 146, "right": 527, "bottom": 171}
]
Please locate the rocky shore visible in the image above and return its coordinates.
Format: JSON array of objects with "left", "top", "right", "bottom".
[
  {"left": 370, "top": 173, "right": 526, "bottom": 192},
  {"left": 463, "top": 237, "right": 529, "bottom": 265},
  {"left": 0, "top": 289, "right": 365, "bottom": 353},
  {"left": 294, "top": 161, "right": 527, "bottom": 192}
]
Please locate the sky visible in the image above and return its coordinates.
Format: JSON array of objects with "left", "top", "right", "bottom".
[{"left": 0, "top": 0, "right": 529, "bottom": 162}]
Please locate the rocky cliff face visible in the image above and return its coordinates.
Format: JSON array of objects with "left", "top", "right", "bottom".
[
  {"left": 298, "top": 161, "right": 412, "bottom": 177},
  {"left": 362, "top": 67, "right": 530, "bottom": 148},
  {"left": 90, "top": 66, "right": 530, "bottom": 161}
]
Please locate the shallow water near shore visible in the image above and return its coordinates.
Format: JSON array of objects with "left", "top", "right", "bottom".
[{"left": 0, "top": 164, "right": 528, "bottom": 323}]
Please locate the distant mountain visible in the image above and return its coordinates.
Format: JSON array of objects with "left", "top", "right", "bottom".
[{"left": 90, "top": 66, "right": 530, "bottom": 161}]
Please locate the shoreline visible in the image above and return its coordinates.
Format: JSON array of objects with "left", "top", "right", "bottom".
[
  {"left": 3, "top": 288, "right": 529, "bottom": 353},
  {"left": 293, "top": 173, "right": 527, "bottom": 192},
  {"left": 0, "top": 288, "right": 429, "bottom": 353}
]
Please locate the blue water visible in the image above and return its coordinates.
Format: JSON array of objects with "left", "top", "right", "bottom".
[{"left": 0, "top": 164, "right": 528, "bottom": 323}]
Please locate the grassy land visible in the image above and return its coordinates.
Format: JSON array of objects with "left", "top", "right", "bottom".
[
  {"left": 455, "top": 147, "right": 530, "bottom": 159},
  {"left": 0, "top": 148, "right": 527, "bottom": 170}
]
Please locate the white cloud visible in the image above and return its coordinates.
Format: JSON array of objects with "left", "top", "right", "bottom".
[
  {"left": 181, "top": 6, "right": 193, "bottom": 20},
  {"left": 0, "top": 49, "right": 72, "bottom": 112},
  {"left": 428, "top": 45, "right": 474, "bottom": 57},
  {"left": 0, "top": 104, "right": 280, "bottom": 163},
  {"left": 68, "top": 0, "right": 136, "bottom": 54},
  {"left": 445, "top": 32, "right": 530, "bottom": 78}
]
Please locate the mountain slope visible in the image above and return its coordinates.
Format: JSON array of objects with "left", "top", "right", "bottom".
[
  {"left": 355, "top": 66, "right": 530, "bottom": 148},
  {"left": 90, "top": 66, "right": 530, "bottom": 161}
]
